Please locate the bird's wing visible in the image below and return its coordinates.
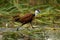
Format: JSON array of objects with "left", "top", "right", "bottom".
[
  {"left": 20, "top": 14, "right": 32, "bottom": 19},
  {"left": 20, "top": 14, "right": 33, "bottom": 23}
]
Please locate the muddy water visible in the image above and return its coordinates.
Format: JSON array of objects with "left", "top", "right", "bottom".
[
  {"left": 45, "top": 29, "right": 60, "bottom": 40},
  {"left": 0, "top": 26, "right": 60, "bottom": 40}
]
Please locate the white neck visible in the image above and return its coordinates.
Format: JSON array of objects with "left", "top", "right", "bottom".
[{"left": 35, "top": 10, "right": 39, "bottom": 16}]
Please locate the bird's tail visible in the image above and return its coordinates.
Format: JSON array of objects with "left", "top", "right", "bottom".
[{"left": 12, "top": 14, "right": 21, "bottom": 22}]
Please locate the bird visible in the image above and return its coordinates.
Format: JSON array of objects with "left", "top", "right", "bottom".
[{"left": 13, "top": 9, "right": 40, "bottom": 31}]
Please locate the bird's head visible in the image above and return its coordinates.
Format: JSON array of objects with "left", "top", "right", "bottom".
[{"left": 35, "top": 9, "right": 40, "bottom": 16}]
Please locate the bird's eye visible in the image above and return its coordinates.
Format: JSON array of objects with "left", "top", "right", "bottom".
[
  {"left": 35, "top": 10, "right": 40, "bottom": 14},
  {"left": 37, "top": 10, "right": 40, "bottom": 13}
]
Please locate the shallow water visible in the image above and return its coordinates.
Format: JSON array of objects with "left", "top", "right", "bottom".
[{"left": 0, "top": 26, "right": 60, "bottom": 40}]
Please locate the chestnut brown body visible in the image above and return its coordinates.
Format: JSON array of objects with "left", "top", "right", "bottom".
[{"left": 13, "top": 13, "right": 35, "bottom": 24}]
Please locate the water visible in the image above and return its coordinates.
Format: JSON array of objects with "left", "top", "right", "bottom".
[
  {"left": 45, "top": 29, "right": 60, "bottom": 40},
  {"left": 0, "top": 26, "right": 60, "bottom": 40}
]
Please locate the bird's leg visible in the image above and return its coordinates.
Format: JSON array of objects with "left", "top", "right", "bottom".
[
  {"left": 16, "top": 26, "right": 20, "bottom": 31},
  {"left": 16, "top": 24, "right": 24, "bottom": 31},
  {"left": 30, "top": 22, "right": 34, "bottom": 29}
]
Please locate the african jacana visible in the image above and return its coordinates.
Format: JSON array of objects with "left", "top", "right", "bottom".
[{"left": 13, "top": 9, "right": 40, "bottom": 31}]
